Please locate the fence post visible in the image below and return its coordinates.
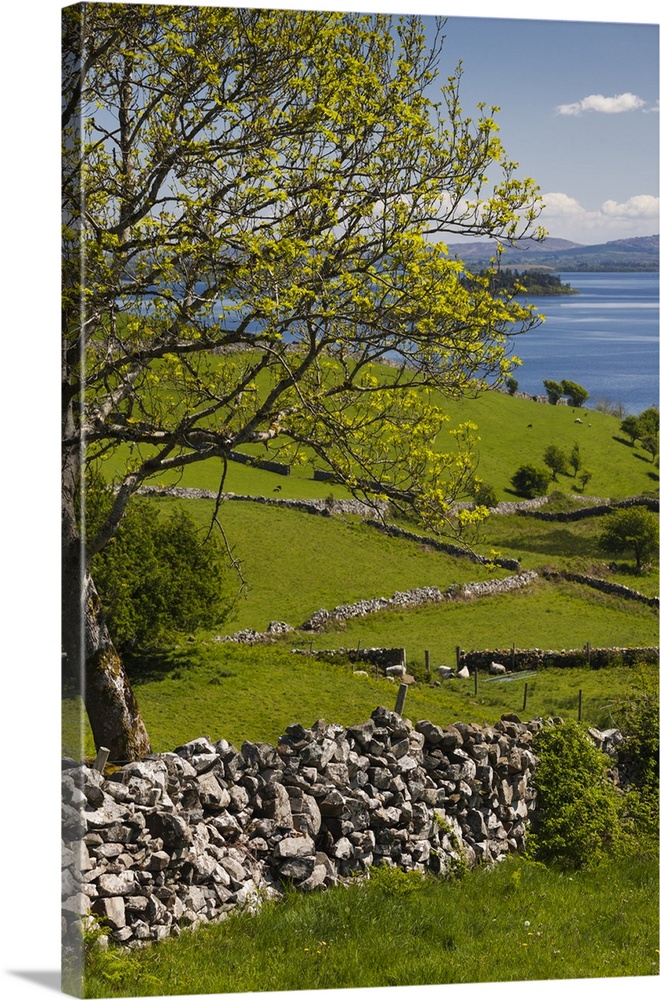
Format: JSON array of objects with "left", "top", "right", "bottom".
[
  {"left": 523, "top": 682, "right": 528, "bottom": 713},
  {"left": 511, "top": 643, "right": 516, "bottom": 671},
  {"left": 474, "top": 667, "right": 478, "bottom": 696},
  {"left": 455, "top": 645, "right": 461, "bottom": 670},
  {"left": 578, "top": 689, "right": 583, "bottom": 721},
  {"left": 585, "top": 642, "right": 591, "bottom": 667},
  {"left": 425, "top": 649, "right": 431, "bottom": 684},
  {"left": 394, "top": 683, "right": 408, "bottom": 717},
  {"left": 93, "top": 747, "right": 110, "bottom": 773}
]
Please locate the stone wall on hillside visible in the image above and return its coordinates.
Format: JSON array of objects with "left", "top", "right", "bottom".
[
  {"left": 518, "top": 495, "right": 659, "bottom": 522},
  {"left": 542, "top": 570, "right": 659, "bottom": 608},
  {"left": 458, "top": 645, "right": 658, "bottom": 673},
  {"left": 299, "top": 572, "right": 538, "bottom": 631},
  {"left": 138, "top": 485, "right": 388, "bottom": 519},
  {"left": 64, "top": 709, "right": 604, "bottom": 954}
]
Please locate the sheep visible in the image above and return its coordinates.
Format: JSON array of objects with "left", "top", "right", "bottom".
[
  {"left": 489, "top": 661, "right": 506, "bottom": 675},
  {"left": 385, "top": 663, "right": 406, "bottom": 678},
  {"left": 457, "top": 665, "right": 470, "bottom": 679},
  {"left": 574, "top": 418, "right": 583, "bottom": 424},
  {"left": 353, "top": 670, "right": 368, "bottom": 678},
  {"left": 437, "top": 665, "right": 454, "bottom": 680}
]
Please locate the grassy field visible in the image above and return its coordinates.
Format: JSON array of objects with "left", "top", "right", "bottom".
[
  {"left": 99, "top": 386, "right": 658, "bottom": 503},
  {"left": 79, "top": 854, "right": 659, "bottom": 996},
  {"left": 135, "top": 494, "right": 658, "bottom": 636},
  {"left": 62, "top": 640, "right": 658, "bottom": 758},
  {"left": 70, "top": 378, "right": 658, "bottom": 995}
]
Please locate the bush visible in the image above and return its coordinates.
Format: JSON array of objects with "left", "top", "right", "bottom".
[
  {"left": 87, "top": 482, "right": 229, "bottom": 650},
  {"left": 609, "top": 680, "right": 659, "bottom": 838},
  {"left": 505, "top": 376, "right": 518, "bottom": 395},
  {"left": 511, "top": 463, "right": 551, "bottom": 498},
  {"left": 530, "top": 721, "right": 630, "bottom": 870},
  {"left": 470, "top": 478, "right": 498, "bottom": 507}
]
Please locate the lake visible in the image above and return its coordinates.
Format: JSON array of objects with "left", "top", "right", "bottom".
[{"left": 508, "top": 272, "right": 659, "bottom": 416}]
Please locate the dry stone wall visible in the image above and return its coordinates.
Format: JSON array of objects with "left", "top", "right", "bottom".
[
  {"left": 542, "top": 569, "right": 659, "bottom": 609},
  {"left": 138, "top": 485, "right": 388, "bottom": 519},
  {"left": 459, "top": 645, "right": 658, "bottom": 672},
  {"left": 62, "top": 708, "right": 587, "bottom": 954},
  {"left": 300, "top": 572, "right": 538, "bottom": 631}
]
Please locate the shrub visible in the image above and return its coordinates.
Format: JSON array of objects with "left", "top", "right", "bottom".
[
  {"left": 511, "top": 463, "right": 551, "bottom": 498},
  {"left": 505, "top": 376, "right": 518, "bottom": 395},
  {"left": 87, "top": 482, "right": 229, "bottom": 650},
  {"left": 470, "top": 478, "right": 498, "bottom": 507},
  {"left": 609, "top": 679, "right": 659, "bottom": 838},
  {"left": 530, "top": 721, "right": 630, "bottom": 870}
]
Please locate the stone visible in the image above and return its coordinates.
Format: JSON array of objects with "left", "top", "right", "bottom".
[
  {"left": 96, "top": 873, "right": 137, "bottom": 897},
  {"left": 197, "top": 772, "right": 231, "bottom": 810},
  {"left": 92, "top": 896, "right": 126, "bottom": 930},
  {"left": 274, "top": 835, "right": 315, "bottom": 859},
  {"left": 277, "top": 855, "right": 316, "bottom": 881},
  {"left": 145, "top": 812, "right": 192, "bottom": 850},
  {"left": 260, "top": 782, "right": 294, "bottom": 828}
]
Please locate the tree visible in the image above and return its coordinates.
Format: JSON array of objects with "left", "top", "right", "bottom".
[
  {"left": 620, "top": 415, "right": 640, "bottom": 446},
  {"left": 505, "top": 376, "right": 518, "bottom": 395},
  {"left": 560, "top": 379, "right": 589, "bottom": 408},
  {"left": 568, "top": 441, "right": 582, "bottom": 477},
  {"left": 576, "top": 468, "right": 593, "bottom": 492},
  {"left": 87, "top": 483, "right": 229, "bottom": 652},
  {"left": 598, "top": 507, "right": 659, "bottom": 573},
  {"left": 62, "top": 5, "right": 543, "bottom": 760},
  {"left": 543, "top": 379, "right": 563, "bottom": 405},
  {"left": 637, "top": 407, "right": 659, "bottom": 460},
  {"left": 511, "top": 463, "right": 551, "bottom": 499},
  {"left": 543, "top": 444, "right": 568, "bottom": 481}
]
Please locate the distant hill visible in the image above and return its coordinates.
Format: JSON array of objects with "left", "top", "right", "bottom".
[{"left": 446, "top": 234, "right": 659, "bottom": 271}]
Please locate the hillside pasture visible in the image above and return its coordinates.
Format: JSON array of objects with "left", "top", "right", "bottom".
[
  {"left": 96, "top": 382, "right": 657, "bottom": 504},
  {"left": 62, "top": 640, "right": 657, "bottom": 760}
]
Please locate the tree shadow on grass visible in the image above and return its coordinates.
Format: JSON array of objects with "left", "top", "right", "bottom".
[
  {"left": 612, "top": 435, "right": 634, "bottom": 448},
  {"left": 124, "top": 646, "right": 199, "bottom": 684},
  {"left": 501, "top": 527, "right": 600, "bottom": 560}
]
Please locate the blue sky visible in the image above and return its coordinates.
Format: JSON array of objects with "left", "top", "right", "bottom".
[
  {"left": 212, "top": 0, "right": 658, "bottom": 246},
  {"left": 428, "top": 12, "right": 659, "bottom": 244}
]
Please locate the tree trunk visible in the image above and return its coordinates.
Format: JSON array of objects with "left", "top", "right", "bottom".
[
  {"left": 62, "top": 444, "right": 151, "bottom": 762},
  {"left": 82, "top": 572, "right": 152, "bottom": 761}
]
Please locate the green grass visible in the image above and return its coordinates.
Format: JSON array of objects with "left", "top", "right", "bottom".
[
  {"left": 79, "top": 854, "right": 659, "bottom": 996},
  {"left": 99, "top": 386, "right": 658, "bottom": 503},
  {"left": 302, "top": 576, "right": 658, "bottom": 666},
  {"left": 62, "top": 640, "right": 658, "bottom": 759},
  {"left": 153, "top": 497, "right": 512, "bottom": 632}
]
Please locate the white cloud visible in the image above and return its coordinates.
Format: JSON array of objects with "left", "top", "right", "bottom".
[
  {"left": 539, "top": 191, "right": 659, "bottom": 242},
  {"left": 601, "top": 195, "right": 660, "bottom": 220},
  {"left": 555, "top": 92, "right": 646, "bottom": 115}
]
